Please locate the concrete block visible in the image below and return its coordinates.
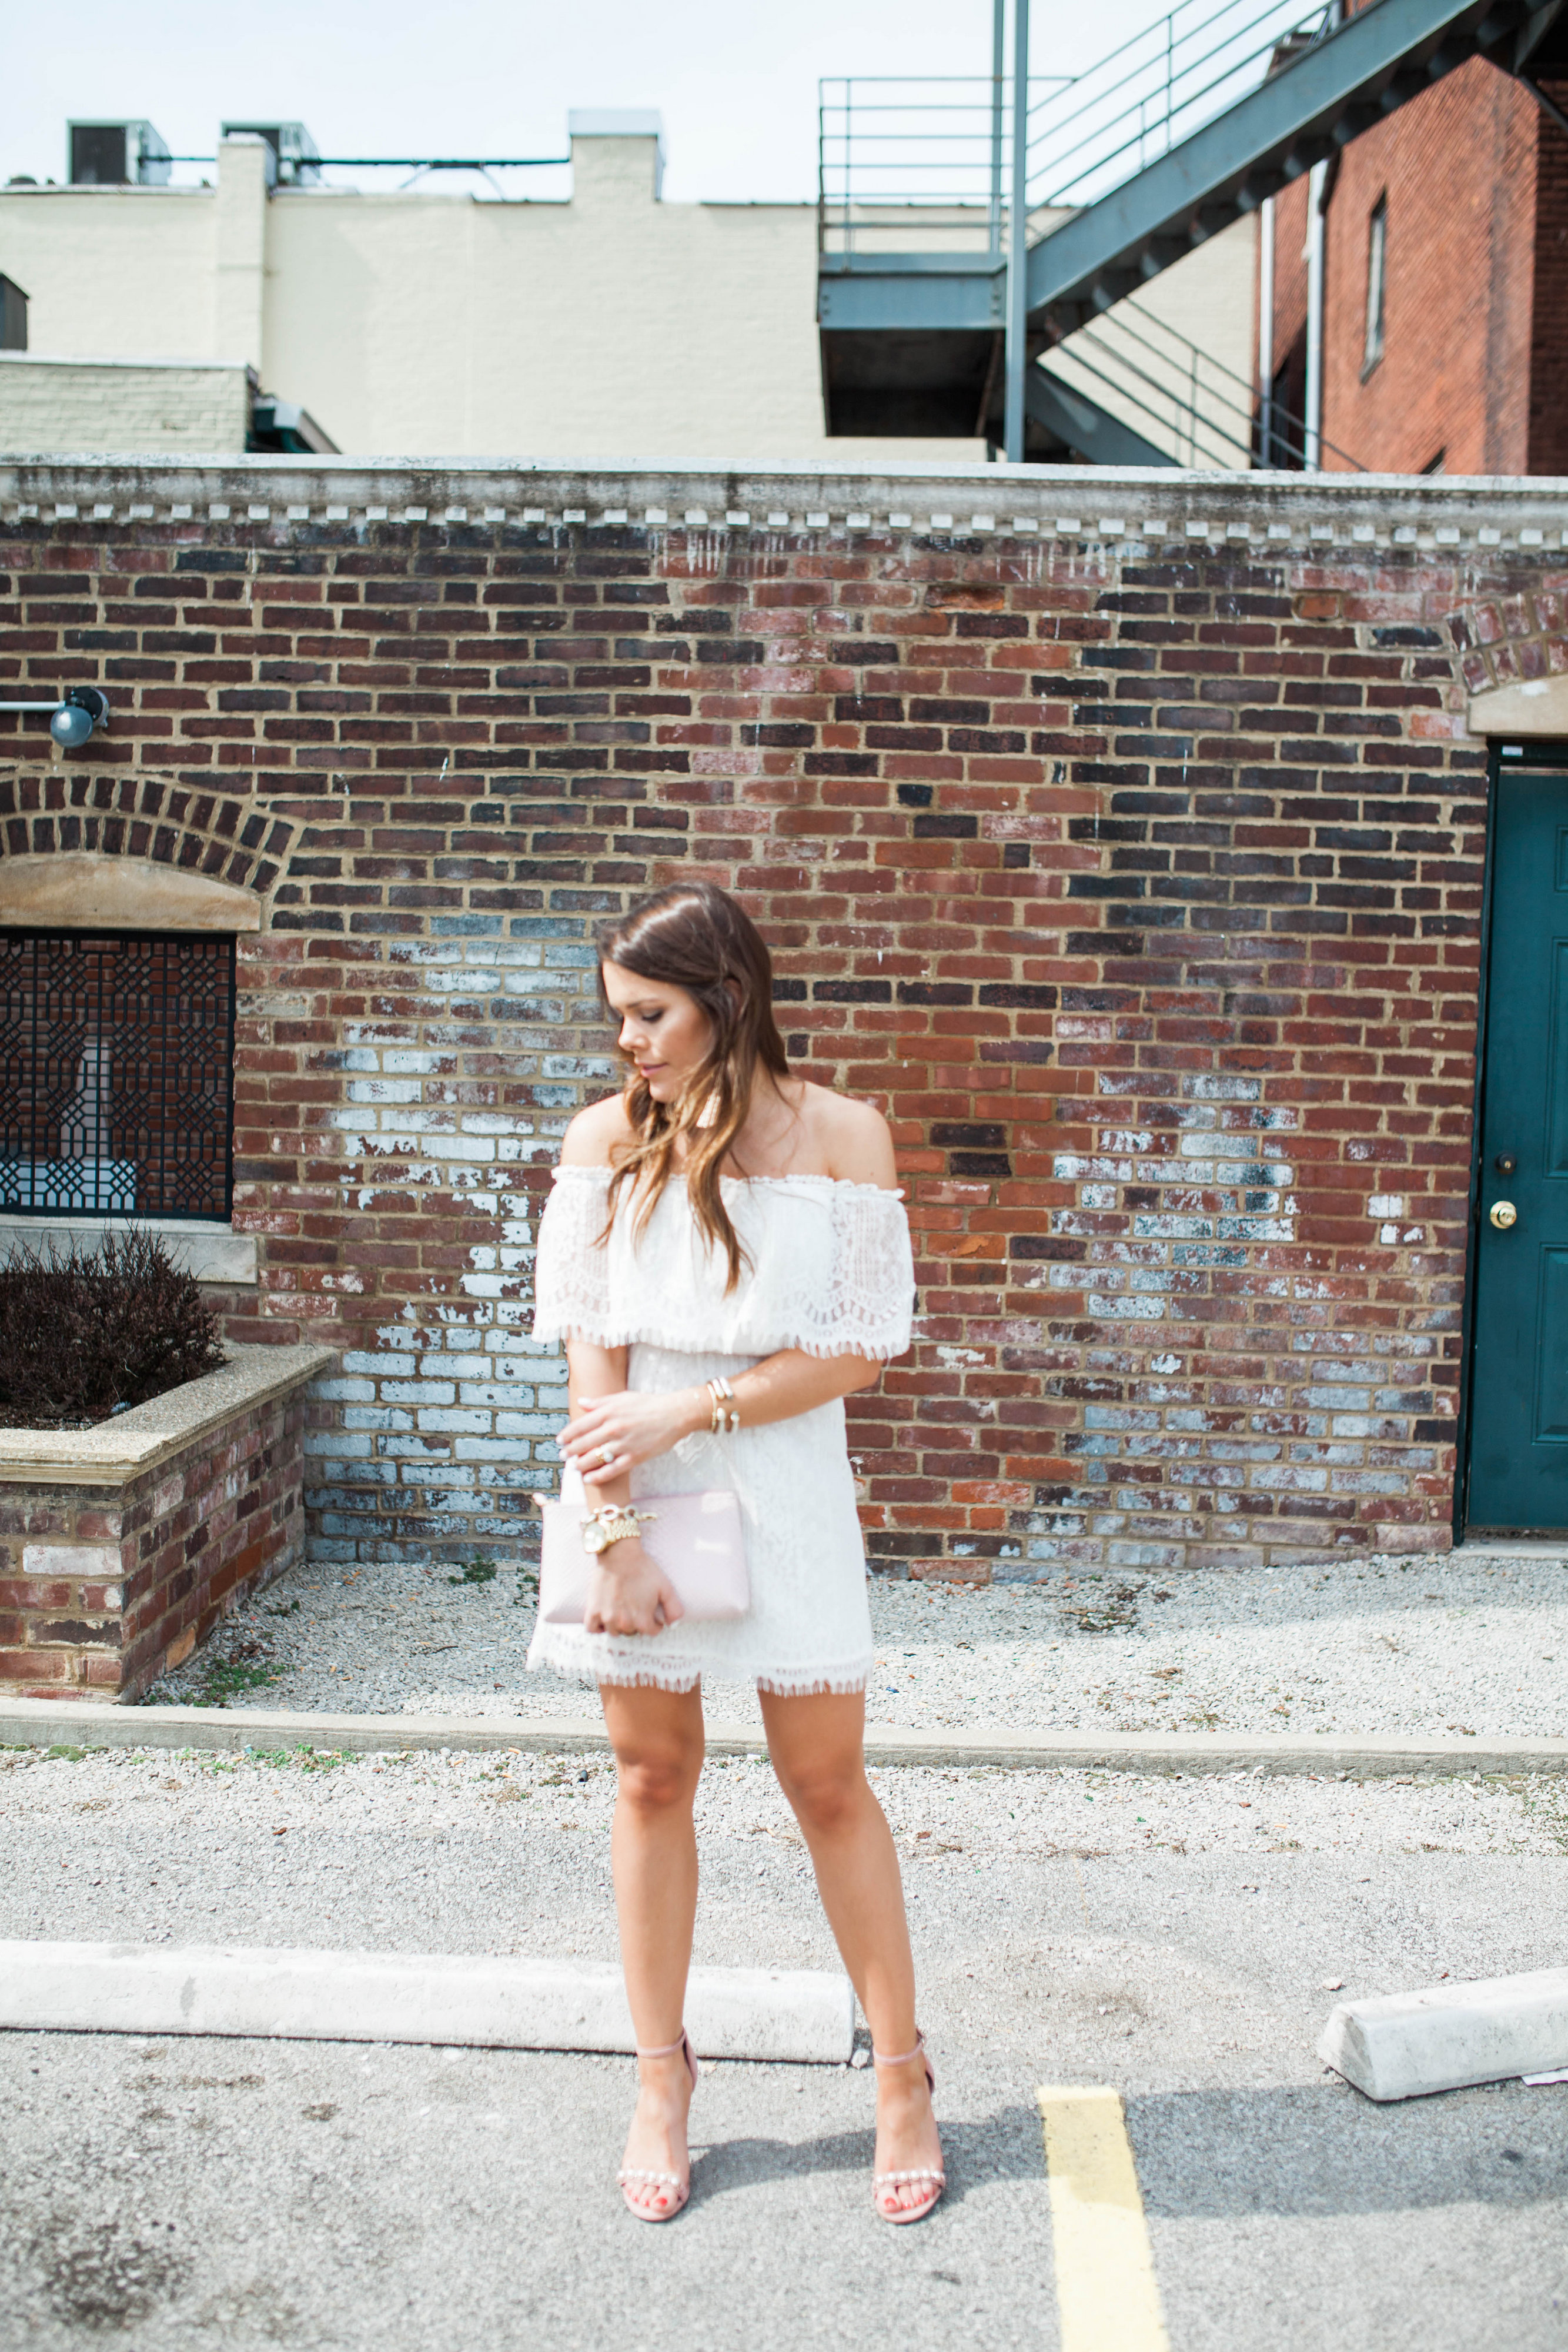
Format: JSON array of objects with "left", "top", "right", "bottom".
[
  {"left": 1319, "top": 1966, "right": 1568, "bottom": 2100},
  {"left": 0, "top": 1942, "right": 855, "bottom": 2064}
]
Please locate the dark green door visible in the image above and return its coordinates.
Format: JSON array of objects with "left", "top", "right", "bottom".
[{"left": 1468, "top": 759, "right": 1568, "bottom": 1528}]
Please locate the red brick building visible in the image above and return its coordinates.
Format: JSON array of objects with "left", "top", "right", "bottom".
[
  {"left": 1266, "top": 44, "right": 1568, "bottom": 475},
  {"left": 3, "top": 457, "right": 1568, "bottom": 1665}
]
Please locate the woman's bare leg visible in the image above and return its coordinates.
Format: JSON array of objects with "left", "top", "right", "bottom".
[
  {"left": 600, "top": 1681, "right": 706, "bottom": 2216},
  {"left": 759, "top": 1688, "right": 943, "bottom": 2216}
]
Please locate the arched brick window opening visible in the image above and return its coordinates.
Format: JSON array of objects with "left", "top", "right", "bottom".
[{"left": 0, "top": 784, "right": 296, "bottom": 1285}]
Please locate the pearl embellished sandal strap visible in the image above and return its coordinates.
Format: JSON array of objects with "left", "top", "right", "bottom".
[
  {"left": 618, "top": 2168, "right": 686, "bottom": 2187},
  {"left": 873, "top": 2169, "right": 947, "bottom": 2187}
]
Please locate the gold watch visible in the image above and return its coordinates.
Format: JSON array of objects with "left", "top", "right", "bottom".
[{"left": 581, "top": 1504, "right": 656, "bottom": 1556}]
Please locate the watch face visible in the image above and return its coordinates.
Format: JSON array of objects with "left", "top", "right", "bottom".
[{"left": 584, "top": 1524, "right": 608, "bottom": 1552}]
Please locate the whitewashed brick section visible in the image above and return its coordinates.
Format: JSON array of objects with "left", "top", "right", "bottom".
[
  {"left": 23, "top": 1544, "right": 122, "bottom": 1581},
  {"left": 300, "top": 931, "right": 605, "bottom": 1562}
]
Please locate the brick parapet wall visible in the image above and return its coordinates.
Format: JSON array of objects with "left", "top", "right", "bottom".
[
  {"left": 0, "top": 1381, "right": 310, "bottom": 1700},
  {"left": 4, "top": 460, "right": 1567, "bottom": 1580}
]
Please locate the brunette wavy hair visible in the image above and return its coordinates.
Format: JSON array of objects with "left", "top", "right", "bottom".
[{"left": 596, "top": 882, "right": 790, "bottom": 1288}]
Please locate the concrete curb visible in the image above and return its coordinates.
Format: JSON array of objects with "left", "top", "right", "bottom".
[
  {"left": 0, "top": 1940, "right": 855, "bottom": 2064},
  {"left": 4, "top": 1697, "right": 1566, "bottom": 1776},
  {"left": 1319, "top": 1966, "right": 1568, "bottom": 2100}
]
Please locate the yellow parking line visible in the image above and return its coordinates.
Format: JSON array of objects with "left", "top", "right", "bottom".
[{"left": 1037, "top": 2085, "right": 1169, "bottom": 2352}]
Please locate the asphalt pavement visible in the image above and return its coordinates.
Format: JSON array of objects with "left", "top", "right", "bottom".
[{"left": 2, "top": 1743, "right": 1566, "bottom": 2350}]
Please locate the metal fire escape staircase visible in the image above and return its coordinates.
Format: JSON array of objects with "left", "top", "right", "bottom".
[{"left": 819, "top": 0, "right": 1568, "bottom": 457}]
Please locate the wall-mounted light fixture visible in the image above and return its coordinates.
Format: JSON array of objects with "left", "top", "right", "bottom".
[{"left": 0, "top": 687, "right": 109, "bottom": 750}]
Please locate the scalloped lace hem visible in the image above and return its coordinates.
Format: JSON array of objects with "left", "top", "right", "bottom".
[{"left": 527, "top": 1639, "right": 871, "bottom": 1699}]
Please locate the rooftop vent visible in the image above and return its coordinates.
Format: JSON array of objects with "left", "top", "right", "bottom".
[
  {"left": 68, "top": 120, "right": 172, "bottom": 187},
  {"left": 249, "top": 393, "right": 337, "bottom": 455},
  {"left": 220, "top": 121, "right": 320, "bottom": 188}
]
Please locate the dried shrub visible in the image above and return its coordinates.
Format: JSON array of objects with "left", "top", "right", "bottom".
[{"left": 0, "top": 1227, "right": 225, "bottom": 1429}]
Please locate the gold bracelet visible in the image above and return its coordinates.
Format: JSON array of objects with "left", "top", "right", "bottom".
[
  {"left": 706, "top": 1376, "right": 740, "bottom": 1435},
  {"left": 581, "top": 1504, "right": 656, "bottom": 1556}
]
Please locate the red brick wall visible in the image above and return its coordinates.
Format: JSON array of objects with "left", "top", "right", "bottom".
[
  {"left": 1266, "top": 61, "right": 1555, "bottom": 476},
  {"left": 1322, "top": 62, "right": 1538, "bottom": 475},
  {"left": 1, "top": 465, "right": 1557, "bottom": 1579},
  {"left": 1528, "top": 82, "right": 1568, "bottom": 473},
  {"left": 0, "top": 1378, "right": 311, "bottom": 1699}
]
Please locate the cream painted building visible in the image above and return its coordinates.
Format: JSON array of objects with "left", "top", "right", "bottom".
[{"left": 0, "top": 115, "right": 1256, "bottom": 466}]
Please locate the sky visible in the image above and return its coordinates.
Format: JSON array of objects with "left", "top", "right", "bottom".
[{"left": 0, "top": 0, "right": 1174, "bottom": 207}]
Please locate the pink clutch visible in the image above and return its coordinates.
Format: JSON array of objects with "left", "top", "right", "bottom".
[{"left": 533, "top": 1488, "right": 750, "bottom": 1625}]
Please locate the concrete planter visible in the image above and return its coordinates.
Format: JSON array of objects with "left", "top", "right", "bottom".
[{"left": 0, "top": 1344, "right": 337, "bottom": 1703}]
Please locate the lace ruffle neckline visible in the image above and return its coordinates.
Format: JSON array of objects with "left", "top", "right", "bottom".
[
  {"left": 533, "top": 1152, "right": 917, "bottom": 1363},
  {"left": 552, "top": 1164, "right": 904, "bottom": 1198}
]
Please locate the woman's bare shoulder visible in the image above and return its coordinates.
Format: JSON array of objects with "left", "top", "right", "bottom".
[
  {"left": 797, "top": 1084, "right": 898, "bottom": 1189},
  {"left": 559, "top": 1091, "right": 635, "bottom": 1167}
]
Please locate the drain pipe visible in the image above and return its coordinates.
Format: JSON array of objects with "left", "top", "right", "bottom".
[
  {"left": 1303, "top": 157, "right": 1326, "bottom": 470},
  {"left": 1003, "top": 0, "right": 1031, "bottom": 463},
  {"left": 989, "top": 0, "right": 1006, "bottom": 259},
  {"left": 1257, "top": 195, "right": 1274, "bottom": 467}
]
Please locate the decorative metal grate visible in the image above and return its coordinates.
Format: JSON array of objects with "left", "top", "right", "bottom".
[{"left": 0, "top": 930, "right": 235, "bottom": 1221}]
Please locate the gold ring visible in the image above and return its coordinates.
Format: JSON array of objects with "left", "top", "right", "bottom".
[{"left": 597, "top": 1443, "right": 617, "bottom": 1464}]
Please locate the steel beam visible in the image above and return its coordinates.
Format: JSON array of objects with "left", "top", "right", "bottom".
[
  {"left": 1004, "top": 0, "right": 1032, "bottom": 462},
  {"left": 817, "top": 256, "right": 1003, "bottom": 333},
  {"left": 1025, "top": 369, "right": 1180, "bottom": 466}
]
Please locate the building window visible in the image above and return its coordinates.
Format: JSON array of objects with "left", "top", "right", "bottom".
[
  {"left": 1363, "top": 196, "right": 1388, "bottom": 376},
  {"left": 0, "top": 931, "right": 235, "bottom": 1221}
]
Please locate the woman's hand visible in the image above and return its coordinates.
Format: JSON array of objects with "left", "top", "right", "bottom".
[
  {"left": 583, "top": 1539, "right": 685, "bottom": 1636},
  {"left": 561, "top": 1386, "right": 707, "bottom": 1488}
]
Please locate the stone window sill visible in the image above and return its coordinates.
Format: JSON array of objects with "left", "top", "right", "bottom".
[{"left": 0, "top": 1215, "right": 258, "bottom": 1287}]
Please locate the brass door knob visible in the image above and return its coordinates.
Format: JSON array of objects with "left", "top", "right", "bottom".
[{"left": 1490, "top": 1200, "right": 1518, "bottom": 1230}]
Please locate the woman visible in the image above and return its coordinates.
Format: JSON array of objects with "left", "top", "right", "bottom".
[{"left": 528, "top": 880, "right": 945, "bottom": 2226}]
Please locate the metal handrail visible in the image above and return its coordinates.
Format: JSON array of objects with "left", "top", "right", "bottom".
[
  {"left": 1024, "top": 0, "right": 1336, "bottom": 206},
  {"left": 819, "top": 0, "right": 1345, "bottom": 253},
  {"left": 820, "top": 75, "right": 1069, "bottom": 252},
  {"left": 1045, "top": 295, "right": 1366, "bottom": 470},
  {"left": 1046, "top": 338, "right": 1251, "bottom": 466},
  {"left": 1115, "top": 293, "right": 1366, "bottom": 467},
  {"left": 1051, "top": 328, "right": 1256, "bottom": 467}
]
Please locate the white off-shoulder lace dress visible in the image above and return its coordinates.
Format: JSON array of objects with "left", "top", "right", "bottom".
[{"left": 526, "top": 1166, "right": 915, "bottom": 1695}]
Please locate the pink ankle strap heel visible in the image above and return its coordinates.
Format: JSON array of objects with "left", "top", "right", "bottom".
[
  {"left": 617, "top": 2031, "right": 700, "bottom": 2224},
  {"left": 871, "top": 2030, "right": 946, "bottom": 2224}
]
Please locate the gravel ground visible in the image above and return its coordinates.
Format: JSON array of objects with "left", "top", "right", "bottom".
[
  {"left": 5, "top": 1741, "right": 1566, "bottom": 1961},
  {"left": 143, "top": 1549, "right": 1568, "bottom": 1739}
]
